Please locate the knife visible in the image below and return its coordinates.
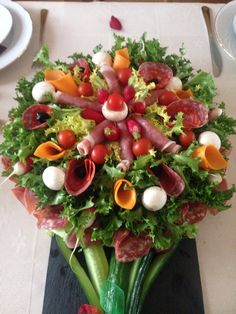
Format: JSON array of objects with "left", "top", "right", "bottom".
[{"left": 202, "top": 6, "right": 223, "bottom": 77}]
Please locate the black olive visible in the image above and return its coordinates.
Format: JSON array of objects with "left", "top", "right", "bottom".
[
  {"left": 36, "top": 112, "right": 50, "bottom": 123},
  {"left": 75, "top": 166, "right": 86, "bottom": 178}
]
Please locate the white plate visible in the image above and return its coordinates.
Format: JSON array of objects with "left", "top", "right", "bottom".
[
  {"left": 0, "top": 0, "right": 32, "bottom": 70},
  {"left": 0, "top": 3, "right": 12, "bottom": 44},
  {"left": 215, "top": 0, "right": 236, "bottom": 61}
]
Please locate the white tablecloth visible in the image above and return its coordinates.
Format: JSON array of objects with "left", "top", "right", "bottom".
[{"left": 0, "top": 2, "right": 236, "bottom": 314}]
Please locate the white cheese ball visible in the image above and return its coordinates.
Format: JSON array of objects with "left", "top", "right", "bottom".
[
  {"left": 32, "top": 81, "right": 55, "bottom": 103},
  {"left": 165, "top": 76, "right": 182, "bottom": 91},
  {"left": 102, "top": 101, "right": 128, "bottom": 122},
  {"left": 92, "top": 52, "right": 112, "bottom": 67},
  {"left": 198, "top": 131, "right": 221, "bottom": 150},
  {"left": 142, "top": 186, "right": 167, "bottom": 211},
  {"left": 42, "top": 166, "right": 65, "bottom": 191},
  {"left": 208, "top": 173, "right": 222, "bottom": 184}
]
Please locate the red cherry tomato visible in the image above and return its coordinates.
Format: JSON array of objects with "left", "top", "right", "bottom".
[
  {"left": 132, "top": 138, "right": 152, "bottom": 157},
  {"left": 107, "top": 94, "right": 124, "bottom": 111},
  {"left": 91, "top": 144, "right": 109, "bottom": 164},
  {"left": 133, "top": 101, "right": 146, "bottom": 114},
  {"left": 158, "top": 90, "right": 177, "bottom": 106},
  {"left": 104, "top": 124, "right": 121, "bottom": 141},
  {"left": 58, "top": 130, "right": 77, "bottom": 149},
  {"left": 78, "top": 82, "right": 93, "bottom": 97},
  {"left": 117, "top": 68, "right": 132, "bottom": 85},
  {"left": 178, "top": 130, "right": 195, "bottom": 148}
]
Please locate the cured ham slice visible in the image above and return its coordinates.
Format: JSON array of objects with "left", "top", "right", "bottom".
[
  {"left": 54, "top": 91, "right": 102, "bottom": 112},
  {"left": 139, "top": 62, "right": 173, "bottom": 89},
  {"left": 131, "top": 114, "right": 181, "bottom": 153},
  {"left": 36, "top": 205, "right": 68, "bottom": 230},
  {"left": 117, "top": 121, "right": 134, "bottom": 171},
  {"left": 77, "top": 119, "right": 111, "bottom": 155},
  {"left": 100, "top": 64, "right": 121, "bottom": 94},
  {"left": 157, "top": 164, "right": 185, "bottom": 196},
  {"left": 12, "top": 187, "right": 39, "bottom": 214},
  {"left": 22, "top": 104, "right": 53, "bottom": 130},
  {"left": 65, "top": 159, "right": 95, "bottom": 196},
  {"left": 69, "top": 58, "right": 91, "bottom": 82},
  {"left": 166, "top": 99, "right": 208, "bottom": 128},
  {"left": 114, "top": 229, "right": 152, "bottom": 262}
]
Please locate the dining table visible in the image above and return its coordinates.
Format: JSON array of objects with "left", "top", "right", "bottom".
[{"left": 0, "top": 1, "right": 236, "bottom": 314}]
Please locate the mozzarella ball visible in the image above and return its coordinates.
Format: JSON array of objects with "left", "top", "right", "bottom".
[
  {"left": 142, "top": 186, "right": 167, "bottom": 211},
  {"left": 42, "top": 166, "right": 65, "bottom": 191},
  {"left": 92, "top": 52, "right": 112, "bottom": 67},
  {"left": 102, "top": 101, "right": 128, "bottom": 122},
  {"left": 198, "top": 131, "right": 221, "bottom": 149},
  {"left": 165, "top": 76, "right": 182, "bottom": 91},
  {"left": 32, "top": 81, "right": 55, "bottom": 103},
  {"left": 208, "top": 108, "right": 223, "bottom": 121},
  {"left": 208, "top": 173, "right": 222, "bottom": 184}
]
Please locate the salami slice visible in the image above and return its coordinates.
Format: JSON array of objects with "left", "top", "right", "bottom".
[
  {"left": 177, "top": 201, "right": 208, "bottom": 225},
  {"left": 114, "top": 229, "right": 152, "bottom": 262},
  {"left": 166, "top": 99, "right": 208, "bottom": 128},
  {"left": 156, "top": 164, "right": 185, "bottom": 196},
  {"left": 69, "top": 58, "right": 91, "bottom": 82},
  {"left": 22, "top": 104, "right": 53, "bottom": 130},
  {"left": 12, "top": 187, "right": 39, "bottom": 214},
  {"left": 131, "top": 114, "right": 181, "bottom": 153},
  {"left": 65, "top": 158, "right": 95, "bottom": 196},
  {"left": 139, "top": 62, "right": 173, "bottom": 89},
  {"left": 54, "top": 91, "right": 102, "bottom": 112}
]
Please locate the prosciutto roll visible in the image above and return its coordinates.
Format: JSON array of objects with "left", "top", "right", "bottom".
[
  {"left": 77, "top": 119, "right": 111, "bottom": 155},
  {"left": 117, "top": 121, "right": 134, "bottom": 171},
  {"left": 100, "top": 64, "right": 121, "bottom": 94},
  {"left": 54, "top": 91, "right": 102, "bottom": 112},
  {"left": 131, "top": 114, "right": 181, "bottom": 153}
]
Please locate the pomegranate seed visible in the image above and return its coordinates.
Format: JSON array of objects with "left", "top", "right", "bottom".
[
  {"left": 97, "top": 89, "right": 109, "bottom": 104},
  {"left": 109, "top": 16, "right": 122, "bottom": 31},
  {"left": 133, "top": 101, "right": 146, "bottom": 114},
  {"left": 123, "top": 86, "right": 135, "bottom": 102}
]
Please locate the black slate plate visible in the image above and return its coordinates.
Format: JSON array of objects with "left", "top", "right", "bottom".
[{"left": 43, "top": 238, "right": 204, "bottom": 314}]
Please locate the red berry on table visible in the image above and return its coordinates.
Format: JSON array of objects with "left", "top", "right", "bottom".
[{"left": 109, "top": 15, "right": 122, "bottom": 31}]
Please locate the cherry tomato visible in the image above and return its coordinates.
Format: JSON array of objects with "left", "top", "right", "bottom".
[
  {"left": 107, "top": 94, "right": 124, "bottom": 111},
  {"left": 117, "top": 68, "right": 132, "bottom": 85},
  {"left": 91, "top": 144, "right": 109, "bottom": 164},
  {"left": 133, "top": 101, "right": 146, "bottom": 114},
  {"left": 158, "top": 90, "right": 177, "bottom": 106},
  {"left": 178, "top": 130, "right": 195, "bottom": 147},
  {"left": 78, "top": 82, "right": 93, "bottom": 97},
  {"left": 104, "top": 124, "right": 121, "bottom": 141},
  {"left": 58, "top": 130, "right": 77, "bottom": 149},
  {"left": 132, "top": 138, "right": 152, "bottom": 157}
]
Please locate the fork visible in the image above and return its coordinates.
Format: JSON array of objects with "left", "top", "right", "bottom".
[{"left": 32, "top": 8, "right": 48, "bottom": 66}]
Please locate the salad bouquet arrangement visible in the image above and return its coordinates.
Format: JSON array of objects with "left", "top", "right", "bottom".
[{"left": 1, "top": 34, "right": 236, "bottom": 314}]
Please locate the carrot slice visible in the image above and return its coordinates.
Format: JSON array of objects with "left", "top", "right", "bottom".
[
  {"left": 192, "top": 144, "right": 228, "bottom": 170},
  {"left": 34, "top": 141, "right": 65, "bottom": 161},
  {"left": 176, "top": 89, "right": 193, "bottom": 99},
  {"left": 113, "top": 48, "right": 130, "bottom": 71},
  {"left": 114, "top": 179, "right": 136, "bottom": 210},
  {"left": 44, "top": 69, "right": 78, "bottom": 96}
]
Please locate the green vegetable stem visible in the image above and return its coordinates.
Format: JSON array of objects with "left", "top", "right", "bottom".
[{"left": 55, "top": 236, "right": 102, "bottom": 311}]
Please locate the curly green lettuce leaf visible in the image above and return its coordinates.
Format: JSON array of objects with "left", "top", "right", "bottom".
[
  {"left": 184, "top": 70, "right": 217, "bottom": 106},
  {"left": 89, "top": 68, "right": 107, "bottom": 91},
  {"left": 128, "top": 69, "right": 155, "bottom": 100}
]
